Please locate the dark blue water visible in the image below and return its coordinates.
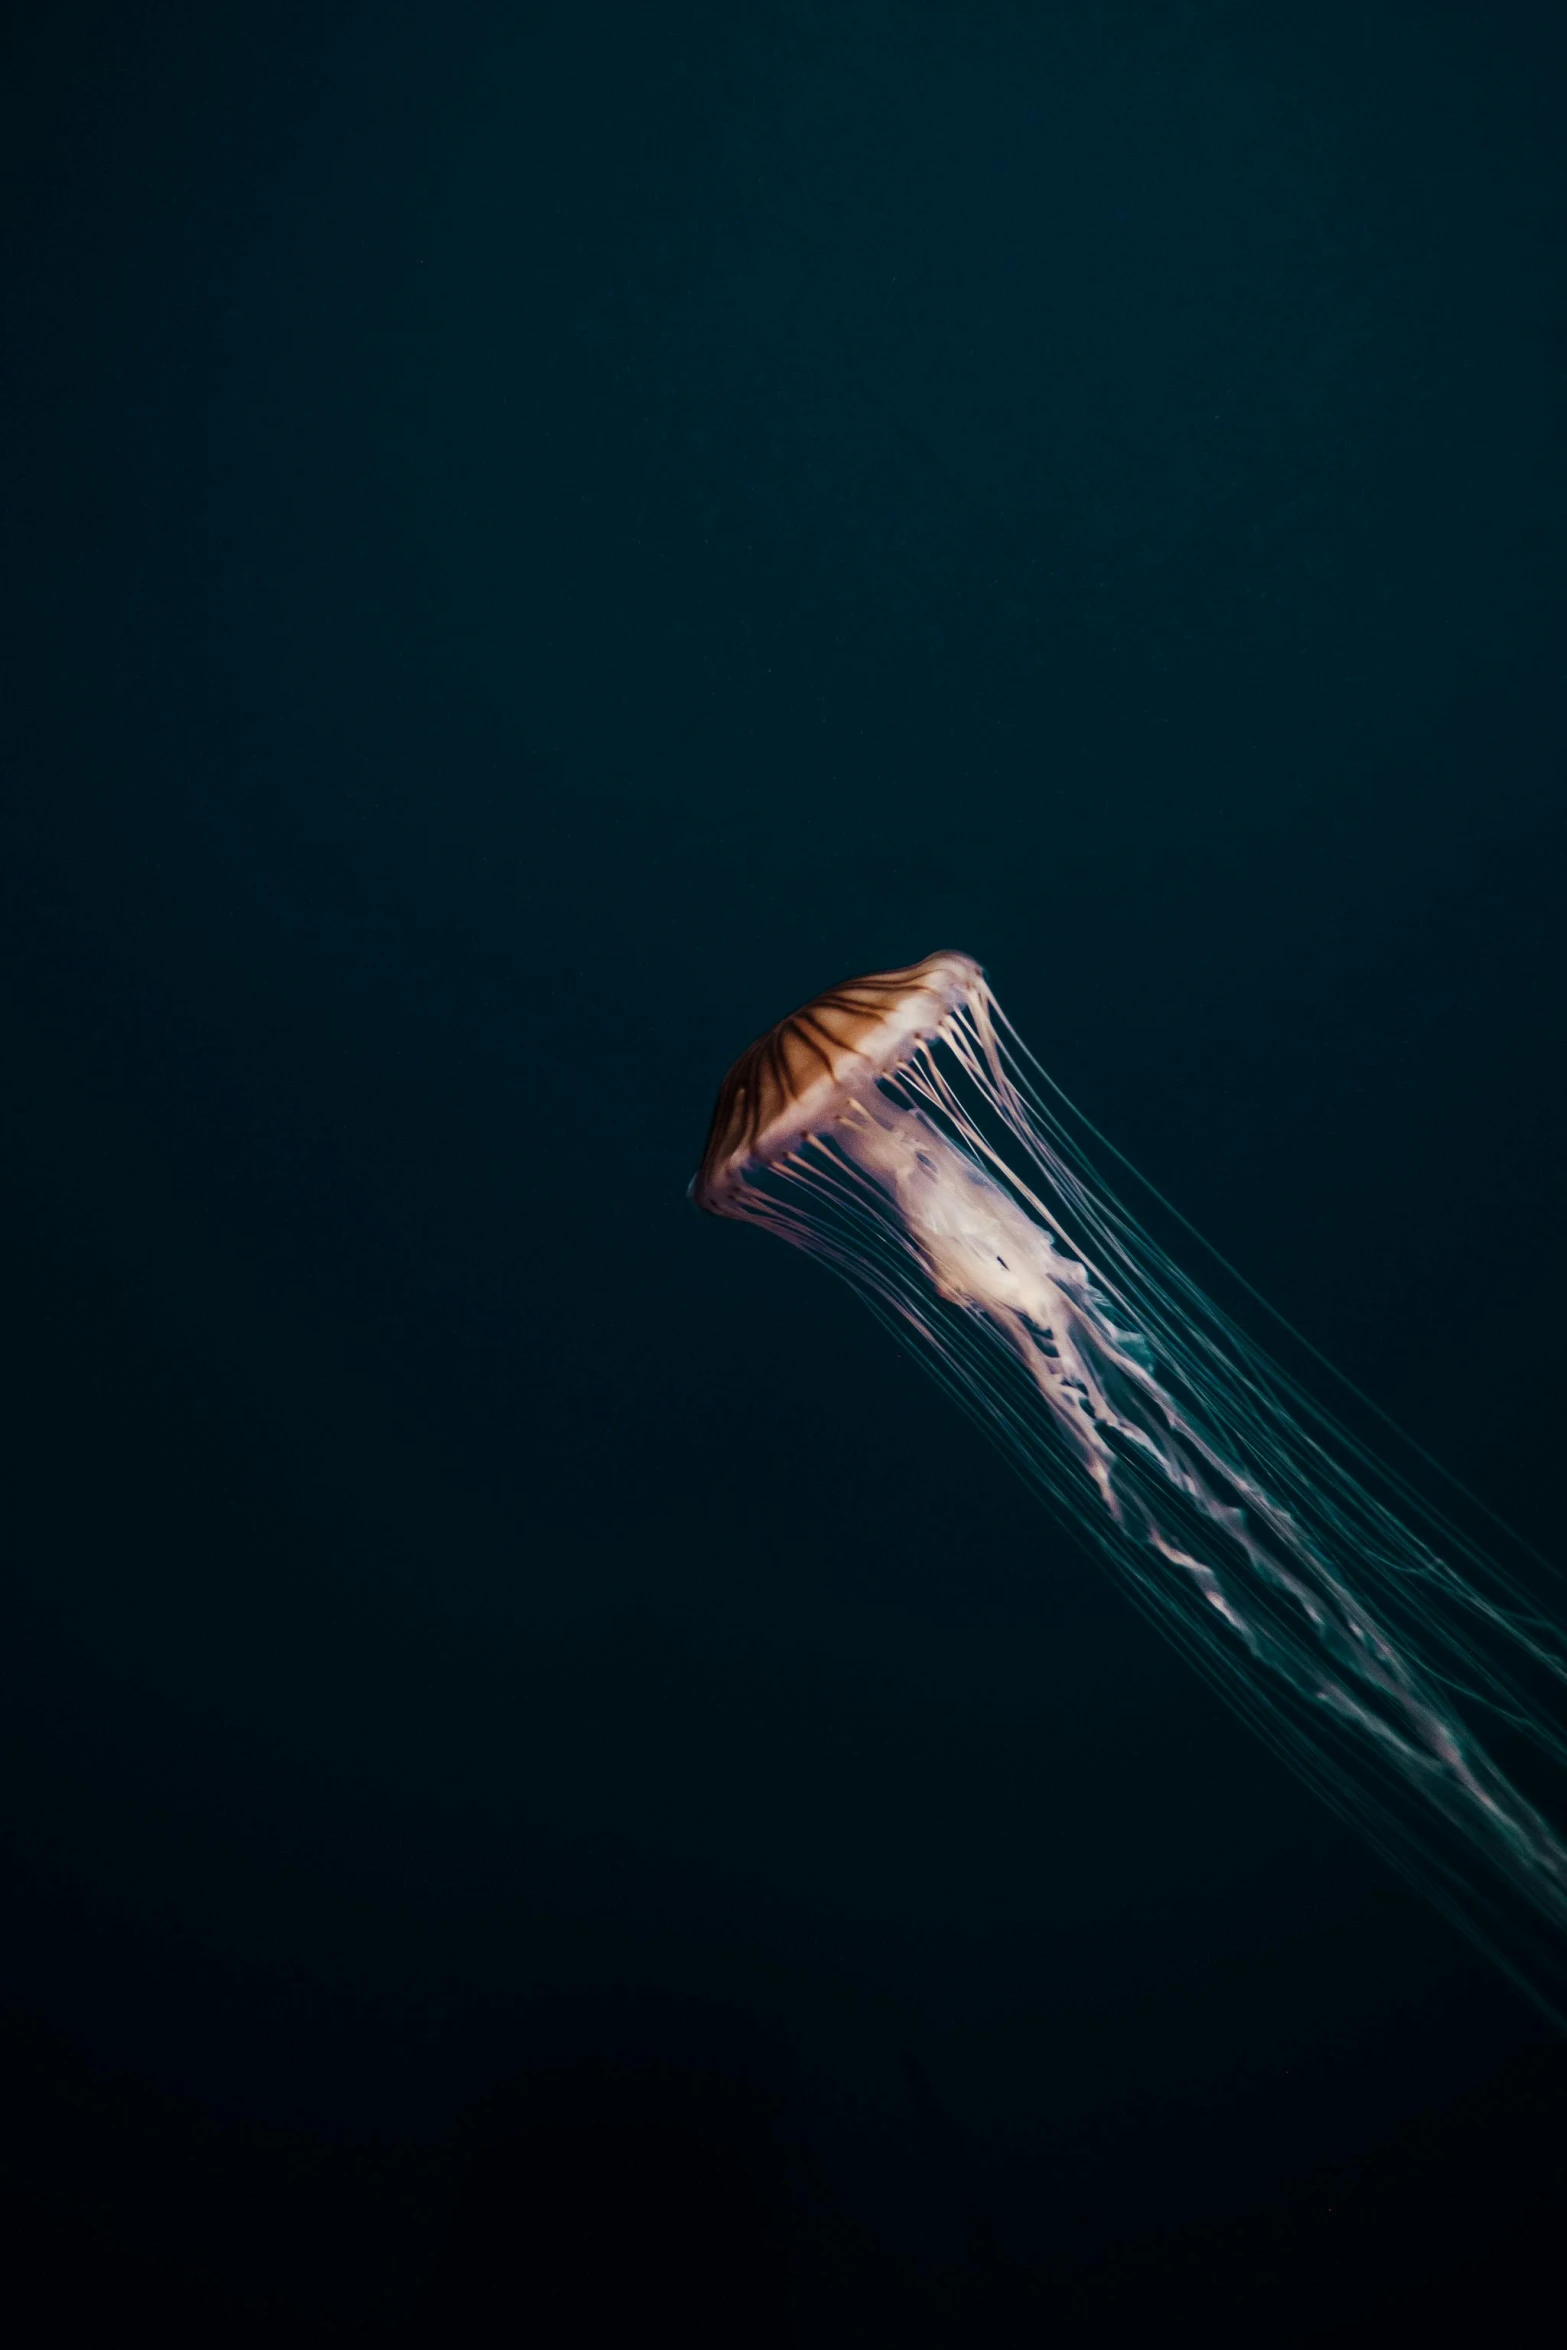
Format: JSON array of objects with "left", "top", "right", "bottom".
[{"left": 5, "top": 3, "right": 1566, "bottom": 2338}]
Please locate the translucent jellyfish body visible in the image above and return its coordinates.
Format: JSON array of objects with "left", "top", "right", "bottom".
[{"left": 693, "top": 954, "right": 1567, "bottom": 2019}]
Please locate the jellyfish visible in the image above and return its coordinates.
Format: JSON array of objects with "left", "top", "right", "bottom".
[{"left": 691, "top": 953, "right": 1567, "bottom": 2018}]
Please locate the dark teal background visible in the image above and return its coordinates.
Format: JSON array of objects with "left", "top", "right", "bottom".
[{"left": 4, "top": 2, "right": 1566, "bottom": 2338}]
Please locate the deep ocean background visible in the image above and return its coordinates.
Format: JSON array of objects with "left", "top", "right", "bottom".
[{"left": 4, "top": 2, "right": 1566, "bottom": 2339}]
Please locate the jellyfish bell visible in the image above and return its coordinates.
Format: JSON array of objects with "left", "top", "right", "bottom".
[
  {"left": 690, "top": 951, "right": 987, "bottom": 1217},
  {"left": 691, "top": 952, "right": 1567, "bottom": 2022}
]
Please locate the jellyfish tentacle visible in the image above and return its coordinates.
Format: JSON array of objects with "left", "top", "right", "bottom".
[{"left": 693, "top": 955, "right": 1567, "bottom": 2020}]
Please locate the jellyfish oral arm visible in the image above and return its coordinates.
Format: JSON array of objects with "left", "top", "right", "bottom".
[{"left": 833, "top": 1095, "right": 1133, "bottom": 1511}]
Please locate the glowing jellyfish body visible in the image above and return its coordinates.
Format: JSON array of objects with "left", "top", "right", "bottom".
[{"left": 692, "top": 954, "right": 1567, "bottom": 2016}]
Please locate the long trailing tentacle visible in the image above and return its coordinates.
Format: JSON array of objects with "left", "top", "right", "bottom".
[{"left": 728, "top": 980, "right": 1567, "bottom": 2024}]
